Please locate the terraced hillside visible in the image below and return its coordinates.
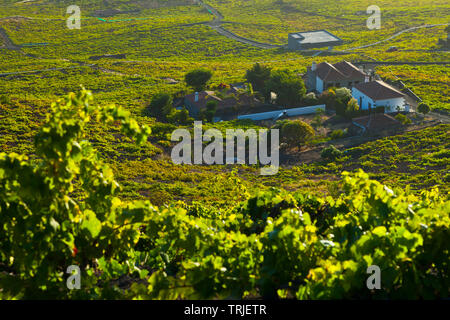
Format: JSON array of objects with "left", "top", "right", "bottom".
[{"left": 0, "top": 0, "right": 449, "bottom": 207}]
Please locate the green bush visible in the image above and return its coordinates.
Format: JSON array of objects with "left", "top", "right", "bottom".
[
  {"left": 346, "top": 98, "right": 359, "bottom": 117},
  {"left": 330, "top": 129, "right": 345, "bottom": 140},
  {"left": 166, "top": 107, "right": 194, "bottom": 125},
  {"left": 146, "top": 93, "right": 173, "bottom": 120},
  {"left": 0, "top": 89, "right": 151, "bottom": 299},
  {"left": 395, "top": 113, "right": 412, "bottom": 125},
  {"left": 303, "top": 92, "right": 319, "bottom": 106},
  {"left": 151, "top": 122, "right": 177, "bottom": 140},
  {"left": 0, "top": 94, "right": 11, "bottom": 105},
  {"left": 321, "top": 145, "right": 343, "bottom": 161},
  {"left": 199, "top": 100, "right": 217, "bottom": 123},
  {"left": 275, "top": 119, "right": 315, "bottom": 149}
]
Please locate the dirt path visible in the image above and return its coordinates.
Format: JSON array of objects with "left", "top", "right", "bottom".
[
  {"left": 0, "top": 26, "right": 150, "bottom": 77},
  {"left": 207, "top": 24, "right": 283, "bottom": 49},
  {"left": 344, "top": 24, "right": 449, "bottom": 51},
  {"left": 0, "top": 60, "right": 151, "bottom": 78},
  {"left": 0, "top": 7, "right": 448, "bottom": 75},
  {"left": 354, "top": 61, "right": 450, "bottom": 66},
  {"left": 429, "top": 111, "right": 450, "bottom": 123},
  {"left": 196, "top": 1, "right": 448, "bottom": 52},
  {"left": 196, "top": 0, "right": 223, "bottom": 23},
  {"left": 0, "top": 65, "right": 84, "bottom": 77},
  {"left": 196, "top": 0, "right": 283, "bottom": 49},
  {"left": 2, "top": 9, "right": 447, "bottom": 54},
  {"left": 0, "top": 27, "right": 21, "bottom": 50}
]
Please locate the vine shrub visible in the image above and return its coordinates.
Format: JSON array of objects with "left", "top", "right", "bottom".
[
  {"left": 0, "top": 90, "right": 448, "bottom": 300},
  {"left": 0, "top": 89, "right": 151, "bottom": 299},
  {"left": 321, "top": 145, "right": 343, "bottom": 162}
]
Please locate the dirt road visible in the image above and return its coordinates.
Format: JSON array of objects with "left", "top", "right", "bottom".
[
  {"left": 0, "top": 27, "right": 21, "bottom": 50},
  {"left": 196, "top": 0, "right": 283, "bottom": 49}
]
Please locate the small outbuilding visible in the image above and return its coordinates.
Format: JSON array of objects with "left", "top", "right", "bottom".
[
  {"left": 179, "top": 87, "right": 262, "bottom": 120},
  {"left": 288, "top": 30, "right": 343, "bottom": 50},
  {"left": 351, "top": 113, "right": 401, "bottom": 135}
]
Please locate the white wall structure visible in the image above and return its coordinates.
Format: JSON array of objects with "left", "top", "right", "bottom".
[
  {"left": 237, "top": 105, "right": 326, "bottom": 121},
  {"left": 352, "top": 87, "right": 407, "bottom": 113},
  {"left": 376, "top": 98, "right": 407, "bottom": 113},
  {"left": 352, "top": 87, "right": 375, "bottom": 110},
  {"left": 316, "top": 77, "right": 324, "bottom": 93}
]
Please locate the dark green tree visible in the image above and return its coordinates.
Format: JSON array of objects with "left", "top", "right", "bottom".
[
  {"left": 147, "top": 93, "right": 173, "bottom": 120},
  {"left": 319, "top": 89, "right": 337, "bottom": 110},
  {"left": 166, "top": 107, "right": 194, "bottom": 125},
  {"left": 418, "top": 103, "right": 430, "bottom": 115},
  {"left": 245, "top": 63, "right": 271, "bottom": 93},
  {"left": 265, "top": 69, "right": 306, "bottom": 107},
  {"left": 185, "top": 69, "right": 213, "bottom": 92},
  {"left": 199, "top": 100, "right": 217, "bottom": 123},
  {"left": 274, "top": 119, "right": 315, "bottom": 149}
]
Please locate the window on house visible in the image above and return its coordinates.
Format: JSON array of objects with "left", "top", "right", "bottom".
[
  {"left": 336, "top": 83, "right": 341, "bottom": 87},
  {"left": 355, "top": 81, "right": 359, "bottom": 84},
  {"left": 348, "top": 82, "right": 352, "bottom": 87},
  {"left": 359, "top": 97, "right": 363, "bottom": 107}
]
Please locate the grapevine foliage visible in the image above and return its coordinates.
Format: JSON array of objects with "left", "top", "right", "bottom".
[{"left": 0, "top": 90, "right": 448, "bottom": 299}]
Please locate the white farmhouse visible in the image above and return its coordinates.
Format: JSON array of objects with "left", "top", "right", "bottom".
[
  {"left": 306, "top": 61, "right": 367, "bottom": 94},
  {"left": 352, "top": 80, "right": 408, "bottom": 113}
]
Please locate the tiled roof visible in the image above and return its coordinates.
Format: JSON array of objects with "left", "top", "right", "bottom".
[
  {"left": 314, "top": 61, "right": 366, "bottom": 82},
  {"left": 354, "top": 80, "right": 405, "bottom": 100},
  {"left": 333, "top": 61, "right": 366, "bottom": 79},
  {"left": 184, "top": 91, "right": 222, "bottom": 110},
  {"left": 184, "top": 89, "right": 256, "bottom": 111},
  {"left": 352, "top": 113, "right": 400, "bottom": 130}
]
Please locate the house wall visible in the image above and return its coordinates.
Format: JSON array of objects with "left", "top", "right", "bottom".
[
  {"left": 288, "top": 35, "right": 302, "bottom": 50},
  {"left": 325, "top": 77, "right": 365, "bottom": 92},
  {"left": 352, "top": 87, "right": 375, "bottom": 110},
  {"left": 306, "top": 69, "right": 316, "bottom": 91},
  {"left": 352, "top": 88, "right": 406, "bottom": 113},
  {"left": 298, "top": 40, "right": 344, "bottom": 50},
  {"left": 375, "top": 97, "right": 406, "bottom": 113},
  {"left": 323, "top": 81, "right": 333, "bottom": 91},
  {"left": 237, "top": 105, "right": 326, "bottom": 121},
  {"left": 184, "top": 98, "right": 200, "bottom": 117},
  {"left": 316, "top": 77, "right": 324, "bottom": 93},
  {"left": 318, "top": 76, "right": 365, "bottom": 94}
]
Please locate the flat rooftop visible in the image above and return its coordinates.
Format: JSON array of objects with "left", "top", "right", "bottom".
[{"left": 289, "top": 30, "right": 342, "bottom": 44}]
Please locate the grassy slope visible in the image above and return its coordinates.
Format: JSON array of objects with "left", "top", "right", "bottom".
[{"left": 0, "top": 0, "right": 449, "bottom": 207}]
